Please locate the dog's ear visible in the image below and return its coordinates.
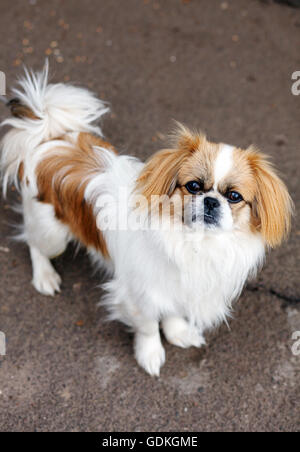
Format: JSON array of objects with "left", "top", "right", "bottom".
[
  {"left": 248, "top": 149, "right": 293, "bottom": 248},
  {"left": 137, "top": 123, "right": 205, "bottom": 200},
  {"left": 136, "top": 147, "right": 190, "bottom": 200}
]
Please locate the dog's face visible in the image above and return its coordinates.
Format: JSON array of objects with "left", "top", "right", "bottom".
[
  {"left": 137, "top": 125, "right": 293, "bottom": 247},
  {"left": 175, "top": 141, "right": 252, "bottom": 233}
]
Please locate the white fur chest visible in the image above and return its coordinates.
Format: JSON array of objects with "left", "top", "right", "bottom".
[
  {"left": 95, "top": 154, "right": 265, "bottom": 333},
  {"left": 150, "top": 229, "right": 265, "bottom": 331}
]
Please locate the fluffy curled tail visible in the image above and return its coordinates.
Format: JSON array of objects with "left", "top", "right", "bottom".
[{"left": 0, "top": 61, "right": 109, "bottom": 196}]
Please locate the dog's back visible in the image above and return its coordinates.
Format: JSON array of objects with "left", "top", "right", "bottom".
[{"left": 0, "top": 63, "right": 114, "bottom": 295}]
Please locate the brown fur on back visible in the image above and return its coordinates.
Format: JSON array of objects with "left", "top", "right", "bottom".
[{"left": 36, "top": 132, "right": 115, "bottom": 257}]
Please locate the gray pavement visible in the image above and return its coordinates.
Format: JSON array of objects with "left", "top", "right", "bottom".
[{"left": 0, "top": 0, "right": 299, "bottom": 432}]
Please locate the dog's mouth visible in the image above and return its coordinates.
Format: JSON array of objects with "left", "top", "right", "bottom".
[
  {"left": 189, "top": 213, "right": 218, "bottom": 225},
  {"left": 204, "top": 214, "right": 217, "bottom": 225}
]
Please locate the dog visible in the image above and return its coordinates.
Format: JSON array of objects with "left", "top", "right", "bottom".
[{"left": 0, "top": 63, "right": 293, "bottom": 376}]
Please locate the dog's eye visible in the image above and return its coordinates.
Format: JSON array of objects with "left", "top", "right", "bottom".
[
  {"left": 185, "top": 181, "right": 203, "bottom": 194},
  {"left": 226, "top": 191, "right": 243, "bottom": 203}
]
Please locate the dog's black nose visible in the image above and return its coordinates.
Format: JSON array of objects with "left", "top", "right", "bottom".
[{"left": 204, "top": 197, "right": 220, "bottom": 212}]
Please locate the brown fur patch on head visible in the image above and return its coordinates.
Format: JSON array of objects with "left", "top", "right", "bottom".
[
  {"left": 176, "top": 142, "right": 219, "bottom": 192},
  {"left": 213, "top": 147, "right": 258, "bottom": 232},
  {"left": 170, "top": 122, "right": 206, "bottom": 153},
  {"left": 245, "top": 147, "right": 293, "bottom": 248},
  {"left": 136, "top": 147, "right": 191, "bottom": 201},
  {"left": 217, "top": 148, "right": 256, "bottom": 200},
  {"left": 137, "top": 124, "right": 292, "bottom": 245},
  {"left": 137, "top": 124, "right": 211, "bottom": 201},
  {"left": 36, "top": 132, "right": 116, "bottom": 257},
  {"left": 212, "top": 146, "right": 293, "bottom": 242}
]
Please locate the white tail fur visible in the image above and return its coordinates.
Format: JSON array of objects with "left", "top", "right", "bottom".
[{"left": 0, "top": 61, "right": 109, "bottom": 196}]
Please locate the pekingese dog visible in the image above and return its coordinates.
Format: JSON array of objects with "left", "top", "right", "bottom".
[{"left": 0, "top": 64, "right": 293, "bottom": 375}]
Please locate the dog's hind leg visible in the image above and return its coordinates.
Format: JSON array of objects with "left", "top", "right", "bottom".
[{"left": 22, "top": 191, "right": 71, "bottom": 296}]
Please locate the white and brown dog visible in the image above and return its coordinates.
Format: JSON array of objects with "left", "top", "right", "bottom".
[{"left": 0, "top": 64, "right": 293, "bottom": 376}]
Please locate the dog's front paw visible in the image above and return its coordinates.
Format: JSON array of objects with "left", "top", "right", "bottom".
[
  {"left": 32, "top": 266, "right": 62, "bottom": 296},
  {"left": 162, "top": 317, "right": 205, "bottom": 349},
  {"left": 134, "top": 333, "right": 165, "bottom": 377}
]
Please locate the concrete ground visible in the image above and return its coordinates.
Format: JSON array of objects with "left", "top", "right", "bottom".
[{"left": 0, "top": 0, "right": 299, "bottom": 432}]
